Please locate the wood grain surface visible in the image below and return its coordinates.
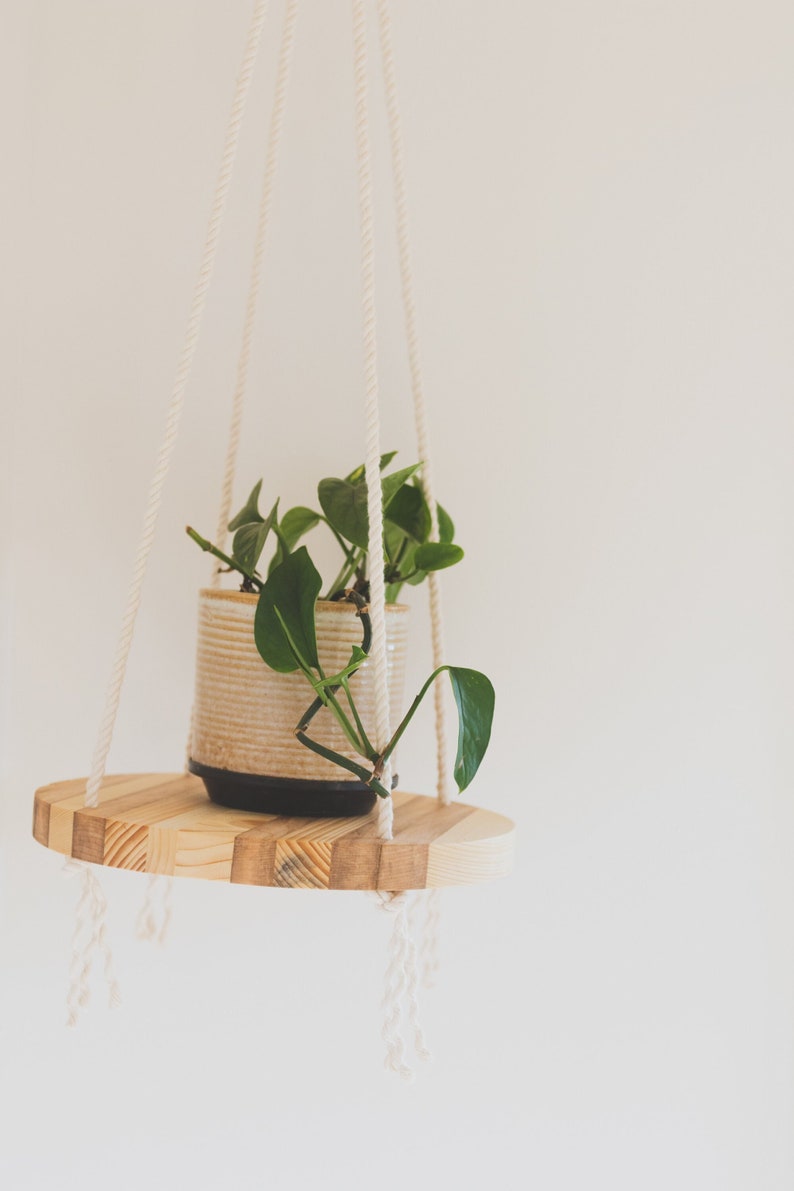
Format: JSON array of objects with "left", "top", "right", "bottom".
[{"left": 33, "top": 774, "right": 515, "bottom": 891}]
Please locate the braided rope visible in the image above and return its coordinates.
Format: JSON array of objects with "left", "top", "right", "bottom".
[
  {"left": 92, "top": 871, "right": 123, "bottom": 1007},
  {"left": 65, "top": 861, "right": 94, "bottom": 1027},
  {"left": 377, "top": 891, "right": 431, "bottom": 1078},
  {"left": 65, "top": 861, "right": 122, "bottom": 1027},
  {"left": 376, "top": 0, "right": 449, "bottom": 805},
  {"left": 419, "top": 886, "right": 442, "bottom": 988},
  {"left": 405, "top": 892, "right": 432, "bottom": 1060},
  {"left": 85, "top": 0, "right": 270, "bottom": 808},
  {"left": 135, "top": 873, "right": 173, "bottom": 945},
  {"left": 378, "top": 893, "right": 412, "bottom": 1079},
  {"left": 211, "top": 0, "right": 299, "bottom": 574},
  {"left": 352, "top": 0, "right": 393, "bottom": 840}
]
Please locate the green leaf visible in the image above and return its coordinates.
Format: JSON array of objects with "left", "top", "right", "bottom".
[
  {"left": 319, "top": 464, "right": 422, "bottom": 551},
  {"left": 232, "top": 498, "right": 279, "bottom": 574},
  {"left": 318, "top": 478, "right": 369, "bottom": 549},
  {"left": 254, "top": 546, "right": 321, "bottom": 673},
  {"left": 313, "top": 645, "right": 368, "bottom": 690},
  {"left": 413, "top": 542, "right": 464, "bottom": 572},
  {"left": 267, "top": 506, "right": 321, "bottom": 577},
  {"left": 437, "top": 503, "right": 455, "bottom": 544},
  {"left": 386, "top": 483, "right": 430, "bottom": 542},
  {"left": 280, "top": 506, "right": 322, "bottom": 551},
  {"left": 347, "top": 644, "right": 368, "bottom": 668},
  {"left": 381, "top": 463, "right": 422, "bottom": 509},
  {"left": 346, "top": 451, "right": 398, "bottom": 485},
  {"left": 447, "top": 667, "right": 495, "bottom": 792},
  {"left": 228, "top": 480, "right": 264, "bottom": 531}
]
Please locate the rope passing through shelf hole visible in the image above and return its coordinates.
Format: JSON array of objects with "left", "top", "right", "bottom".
[
  {"left": 376, "top": 891, "right": 431, "bottom": 1079},
  {"left": 351, "top": 0, "right": 393, "bottom": 839},
  {"left": 84, "top": 0, "right": 270, "bottom": 811},
  {"left": 70, "top": 0, "right": 271, "bottom": 1021},
  {"left": 64, "top": 859, "right": 121, "bottom": 1027}
]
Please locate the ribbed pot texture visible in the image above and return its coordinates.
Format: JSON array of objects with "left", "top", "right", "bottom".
[{"left": 190, "top": 589, "right": 409, "bottom": 782}]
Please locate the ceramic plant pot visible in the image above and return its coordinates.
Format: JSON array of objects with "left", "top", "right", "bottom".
[{"left": 188, "top": 588, "right": 409, "bottom": 817}]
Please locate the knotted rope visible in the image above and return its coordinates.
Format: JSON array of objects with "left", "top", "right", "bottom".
[
  {"left": 376, "top": 0, "right": 450, "bottom": 989},
  {"left": 376, "top": 0, "right": 449, "bottom": 806},
  {"left": 419, "top": 886, "right": 443, "bottom": 988},
  {"left": 376, "top": 891, "right": 431, "bottom": 1079},
  {"left": 66, "top": 2, "right": 449, "bottom": 1071},
  {"left": 211, "top": 0, "right": 300, "bottom": 572},
  {"left": 64, "top": 859, "right": 122, "bottom": 1027},
  {"left": 169, "top": 0, "right": 300, "bottom": 948},
  {"left": 86, "top": 0, "right": 269, "bottom": 810},
  {"left": 135, "top": 874, "right": 173, "bottom": 946},
  {"left": 68, "top": 0, "right": 270, "bottom": 1019},
  {"left": 352, "top": 0, "right": 432, "bottom": 1076},
  {"left": 352, "top": 0, "right": 393, "bottom": 841}
]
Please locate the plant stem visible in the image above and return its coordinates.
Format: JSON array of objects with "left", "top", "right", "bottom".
[
  {"left": 293, "top": 588, "right": 381, "bottom": 776},
  {"left": 297, "top": 656, "right": 367, "bottom": 758},
  {"left": 393, "top": 536, "right": 408, "bottom": 570},
  {"left": 272, "top": 606, "right": 320, "bottom": 687},
  {"left": 341, "top": 676, "right": 376, "bottom": 759},
  {"left": 379, "top": 665, "right": 449, "bottom": 766},
  {"left": 325, "top": 549, "right": 363, "bottom": 600},
  {"left": 322, "top": 519, "right": 357, "bottom": 567},
  {"left": 324, "top": 689, "right": 368, "bottom": 755},
  {"left": 186, "top": 527, "right": 263, "bottom": 590},
  {"left": 293, "top": 729, "right": 391, "bottom": 798},
  {"left": 272, "top": 522, "right": 292, "bottom": 560}
]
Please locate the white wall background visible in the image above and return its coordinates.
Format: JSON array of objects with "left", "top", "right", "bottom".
[{"left": 4, "top": 1, "right": 794, "bottom": 1187}]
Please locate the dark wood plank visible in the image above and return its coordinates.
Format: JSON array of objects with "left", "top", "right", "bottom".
[
  {"left": 230, "top": 832, "right": 277, "bottom": 886},
  {"left": 32, "top": 796, "right": 51, "bottom": 847},
  {"left": 71, "top": 811, "right": 106, "bottom": 864}
]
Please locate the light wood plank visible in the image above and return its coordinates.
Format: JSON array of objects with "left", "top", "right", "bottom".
[{"left": 33, "top": 774, "right": 515, "bottom": 891}]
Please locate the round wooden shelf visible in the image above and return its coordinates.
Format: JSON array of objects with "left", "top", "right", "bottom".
[{"left": 33, "top": 774, "right": 515, "bottom": 891}]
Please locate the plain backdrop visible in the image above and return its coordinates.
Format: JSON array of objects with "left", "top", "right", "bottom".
[{"left": 4, "top": 1, "right": 794, "bottom": 1188}]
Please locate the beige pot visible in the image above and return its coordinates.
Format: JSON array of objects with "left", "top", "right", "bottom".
[{"left": 189, "top": 588, "right": 409, "bottom": 815}]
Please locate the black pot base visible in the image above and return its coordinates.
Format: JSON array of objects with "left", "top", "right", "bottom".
[{"left": 188, "top": 759, "right": 377, "bottom": 818}]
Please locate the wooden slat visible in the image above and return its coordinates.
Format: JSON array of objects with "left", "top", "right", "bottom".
[
  {"left": 32, "top": 797, "right": 51, "bottom": 847},
  {"left": 231, "top": 832, "right": 277, "bottom": 886},
  {"left": 71, "top": 811, "right": 106, "bottom": 865},
  {"left": 32, "top": 774, "right": 515, "bottom": 891}
]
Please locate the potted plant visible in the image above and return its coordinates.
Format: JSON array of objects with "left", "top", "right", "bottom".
[{"left": 186, "top": 453, "right": 494, "bottom": 817}]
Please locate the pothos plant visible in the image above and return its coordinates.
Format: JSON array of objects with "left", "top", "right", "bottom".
[{"left": 187, "top": 453, "right": 494, "bottom": 800}]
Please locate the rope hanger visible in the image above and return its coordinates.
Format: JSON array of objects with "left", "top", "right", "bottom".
[
  {"left": 352, "top": 0, "right": 395, "bottom": 839},
  {"left": 71, "top": 0, "right": 451, "bottom": 1077},
  {"left": 84, "top": 0, "right": 271, "bottom": 812},
  {"left": 86, "top": 0, "right": 449, "bottom": 826}
]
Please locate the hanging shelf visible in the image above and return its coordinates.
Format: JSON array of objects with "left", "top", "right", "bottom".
[
  {"left": 32, "top": 0, "right": 516, "bottom": 898},
  {"left": 29, "top": 1, "right": 516, "bottom": 1077},
  {"left": 33, "top": 775, "right": 515, "bottom": 891}
]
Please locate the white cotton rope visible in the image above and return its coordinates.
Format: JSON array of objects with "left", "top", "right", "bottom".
[
  {"left": 376, "top": 891, "right": 431, "bottom": 1079},
  {"left": 211, "top": 0, "right": 300, "bottom": 574},
  {"left": 376, "top": 0, "right": 450, "bottom": 1000},
  {"left": 419, "top": 886, "right": 442, "bottom": 989},
  {"left": 65, "top": 860, "right": 122, "bottom": 1027},
  {"left": 135, "top": 874, "right": 173, "bottom": 946},
  {"left": 405, "top": 893, "right": 432, "bottom": 1059},
  {"left": 376, "top": 0, "right": 450, "bottom": 806},
  {"left": 84, "top": 0, "right": 270, "bottom": 809},
  {"left": 352, "top": 0, "right": 393, "bottom": 841}
]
